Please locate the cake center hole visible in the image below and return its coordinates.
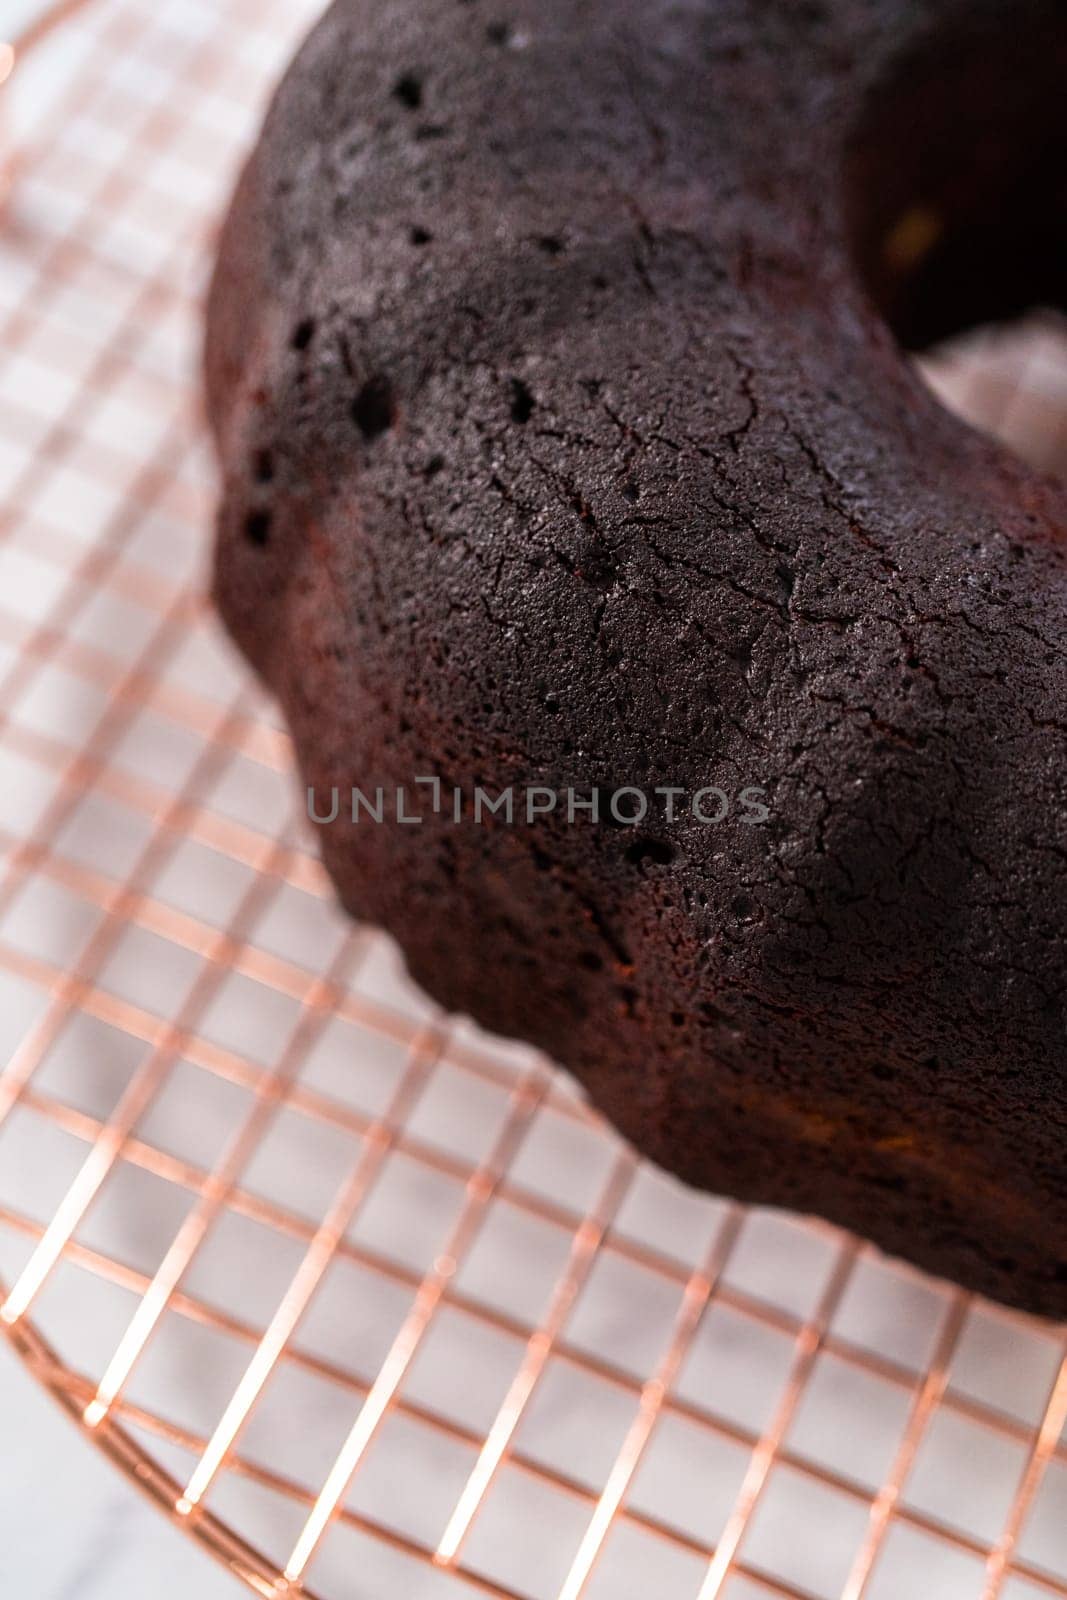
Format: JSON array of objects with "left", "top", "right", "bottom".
[{"left": 843, "top": 6, "right": 1067, "bottom": 484}]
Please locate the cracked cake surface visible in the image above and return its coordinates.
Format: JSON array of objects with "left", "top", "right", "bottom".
[{"left": 207, "top": 0, "right": 1067, "bottom": 1316}]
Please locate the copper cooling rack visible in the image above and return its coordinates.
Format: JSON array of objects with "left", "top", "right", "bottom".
[{"left": 0, "top": 4, "right": 1065, "bottom": 1598}]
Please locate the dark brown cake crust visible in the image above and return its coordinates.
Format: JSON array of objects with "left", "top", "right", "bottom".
[{"left": 207, "top": 0, "right": 1067, "bottom": 1317}]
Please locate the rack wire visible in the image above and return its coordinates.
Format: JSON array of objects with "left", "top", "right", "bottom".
[{"left": 0, "top": 3, "right": 1065, "bottom": 1598}]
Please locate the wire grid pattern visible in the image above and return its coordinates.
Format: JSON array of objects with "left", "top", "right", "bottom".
[{"left": 0, "top": 4, "right": 1065, "bottom": 1597}]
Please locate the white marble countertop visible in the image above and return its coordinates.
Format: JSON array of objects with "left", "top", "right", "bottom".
[{"left": 0, "top": 1337, "right": 243, "bottom": 1598}]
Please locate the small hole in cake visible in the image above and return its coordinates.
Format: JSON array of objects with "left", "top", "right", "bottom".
[
  {"left": 410, "top": 224, "right": 433, "bottom": 245},
  {"left": 670, "top": 1010, "right": 686, "bottom": 1027},
  {"left": 424, "top": 453, "right": 445, "bottom": 477},
  {"left": 592, "top": 273, "right": 610, "bottom": 291},
  {"left": 577, "top": 549, "right": 617, "bottom": 588},
  {"left": 620, "top": 478, "right": 640, "bottom": 503},
  {"left": 625, "top": 837, "right": 675, "bottom": 868},
  {"left": 538, "top": 234, "right": 564, "bottom": 256},
  {"left": 509, "top": 377, "right": 536, "bottom": 424},
  {"left": 291, "top": 317, "right": 316, "bottom": 351},
  {"left": 486, "top": 20, "right": 511, "bottom": 45},
  {"left": 244, "top": 509, "right": 272, "bottom": 546},
  {"left": 392, "top": 72, "right": 423, "bottom": 110},
  {"left": 414, "top": 123, "right": 450, "bottom": 142},
  {"left": 253, "top": 449, "right": 275, "bottom": 484},
  {"left": 578, "top": 951, "right": 604, "bottom": 972},
  {"left": 352, "top": 375, "right": 397, "bottom": 440}
]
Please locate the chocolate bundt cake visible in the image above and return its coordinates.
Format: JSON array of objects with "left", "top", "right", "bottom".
[{"left": 207, "top": 0, "right": 1067, "bottom": 1317}]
